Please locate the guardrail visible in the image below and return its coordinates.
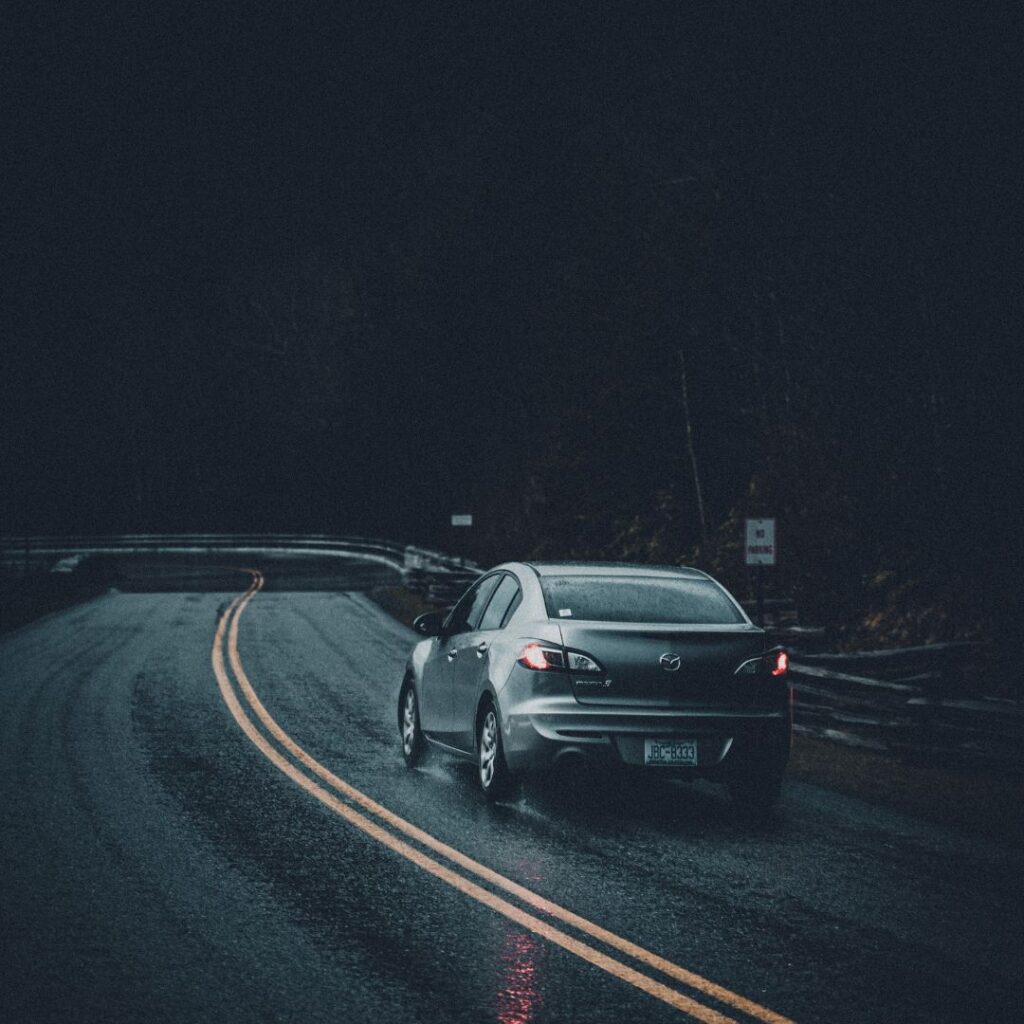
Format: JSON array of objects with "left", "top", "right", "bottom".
[
  {"left": 789, "top": 643, "right": 1022, "bottom": 769},
  {"left": 0, "top": 533, "right": 483, "bottom": 603},
  {"left": 5, "top": 536, "right": 1013, "bottom": 768}
]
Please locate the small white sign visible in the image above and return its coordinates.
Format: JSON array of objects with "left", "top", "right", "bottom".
[
  {"left": 745, "top": 518, "right": 776, "bottom": 565},
  {"left": 450, "top": 514, "right": 473, "bottom": 527}
]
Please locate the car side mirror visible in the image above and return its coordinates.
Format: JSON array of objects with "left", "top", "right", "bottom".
[{"left": 413, "top": 610, "right": 446, "bottom": 638}]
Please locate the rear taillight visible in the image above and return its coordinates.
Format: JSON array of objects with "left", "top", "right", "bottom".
[
  {"left": 518, "top": 643, "right": 565, "bottom": 671},
  {"left": 734, "top": 648, "right": 789, "bottom": 677}
]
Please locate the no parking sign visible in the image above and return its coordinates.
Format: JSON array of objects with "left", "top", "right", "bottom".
[{"left": 745, "top": 518, "right": 776, "bottom": 565}]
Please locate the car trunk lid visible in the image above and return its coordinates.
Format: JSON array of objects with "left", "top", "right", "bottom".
[{"left": 557, "top": 621, "right": 764, "bottom": 708}]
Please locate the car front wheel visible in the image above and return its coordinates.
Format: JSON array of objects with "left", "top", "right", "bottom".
[{"left": 400, "top": 683, "right": 425, "bottom": 768}]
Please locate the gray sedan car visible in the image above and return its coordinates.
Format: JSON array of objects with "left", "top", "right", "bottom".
[{"left": 397, "top": 562, "right": 792, "bottom": 812}]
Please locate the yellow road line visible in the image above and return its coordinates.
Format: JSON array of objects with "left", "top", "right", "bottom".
[
  {"left": 215, "top": 572, "right": 797, "bottom": 1024},
  {"left": 213, "top": 583, "right": 735, "bottom": 1023}
]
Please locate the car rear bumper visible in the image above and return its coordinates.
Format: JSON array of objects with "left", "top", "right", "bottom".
[{"left": 500, "top": 698, "right": 791, "bottom": 776}]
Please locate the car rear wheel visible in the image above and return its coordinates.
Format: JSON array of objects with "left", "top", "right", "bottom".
[
  {"left": 477, "top": 704, "right": 513, "bottom": 800},
  {"left": 400, "top": 683, "right": 425, "bottom": 768}
]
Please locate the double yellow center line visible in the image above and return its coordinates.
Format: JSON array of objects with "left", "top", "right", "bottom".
[{"left": 211, "top": 571, "right": 797, "bottom": 1024}]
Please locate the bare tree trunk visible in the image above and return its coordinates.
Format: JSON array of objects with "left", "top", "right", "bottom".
[
  {"left": 769, "top": 290, "right": 794, "bottom": 418},
  {"left": 747, "top": 320, "right": 773, "bottom": 439},
  {"left": 678, "top": 347, "right": 709, "bottom": 547},
  {"left": 928, "top": 366, "right": 947, "bottom": 502},
  {"left": 918, "top": 274, "right": 948, "bottom": 503}
]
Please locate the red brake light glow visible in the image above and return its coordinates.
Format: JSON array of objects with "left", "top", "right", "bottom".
[
  {"left": 771, "top": 650, "right": 789, "bottom": 677},
  {"left": 520, "top": 643, "right": 551, "bottom": 671}
]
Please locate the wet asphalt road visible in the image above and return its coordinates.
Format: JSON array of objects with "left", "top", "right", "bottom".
[{"left": 1, "top": 558, "right": 1022, "bottom": 1024}]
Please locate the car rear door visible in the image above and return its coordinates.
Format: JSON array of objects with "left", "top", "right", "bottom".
[{"left": 450, "top": 572, "right": 521, "bottom": 751}]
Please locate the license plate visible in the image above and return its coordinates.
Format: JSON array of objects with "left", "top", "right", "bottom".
[{"left": 644, "top": 739, "right": 698, "bottom": 766}]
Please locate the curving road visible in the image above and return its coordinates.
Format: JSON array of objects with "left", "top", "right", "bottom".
[{"left": 1, "top": 555, "right": 1022, "bottom": 1023}]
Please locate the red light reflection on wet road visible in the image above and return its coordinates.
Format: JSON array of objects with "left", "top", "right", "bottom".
[{"left": 495, "top": 928, "right": 543, "bottom": 1024}]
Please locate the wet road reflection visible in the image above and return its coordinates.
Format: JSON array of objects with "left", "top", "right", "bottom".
[{"left": 495, "top": 929, "right": 543, "bottom": 1024}]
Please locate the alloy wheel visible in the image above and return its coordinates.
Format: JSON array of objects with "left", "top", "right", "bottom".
[
  {"left": 402, "top": 687, "right": 418, "bottom": 757},
  {"left": 479, "top": 710, "right": 498, "bottom": 790}
]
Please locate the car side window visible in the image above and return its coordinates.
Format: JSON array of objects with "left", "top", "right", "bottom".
[
  {"left": 499, "top": 589, "right": 522, "bottom": 628},
  {"left": 478, "top": 574, "right": 520, "bottom": 631},
  {"left": 444, "top": 574, "right": 502, "bottom": 636},
  {"left": 443, "top": 581, "right": 481, "bottom": 635}
]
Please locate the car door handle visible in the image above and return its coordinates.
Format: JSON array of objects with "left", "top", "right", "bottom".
[
  {"left": 476, "top": 641, "right": 489, "bottom": 656},
  {"left": 447, "top": 647, "right": 459, "bottom": 661}
]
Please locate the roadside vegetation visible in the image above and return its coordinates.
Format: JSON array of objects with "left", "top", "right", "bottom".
[{"left": 461, "top": 472, "right": 1012, "bottom": 701}]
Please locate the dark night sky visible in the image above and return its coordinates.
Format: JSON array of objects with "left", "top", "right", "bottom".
[{"left": 2, "top": 2, "right": 1020, "bottom": 557}]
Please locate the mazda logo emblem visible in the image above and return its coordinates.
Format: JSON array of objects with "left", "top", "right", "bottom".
[{"left": 659, "top": 653, "right": 682, "bottom": 672}]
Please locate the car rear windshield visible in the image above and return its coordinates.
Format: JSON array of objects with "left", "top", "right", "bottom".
[{"left": 540, "top": 575, "right": 744, "bottom": 625}]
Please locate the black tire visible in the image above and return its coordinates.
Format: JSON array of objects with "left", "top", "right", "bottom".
[
  {"left": 400, "top": 682, "right": 426, "bottom": 768},
  {"left": 477, "top": 702, "right": 514, "bottom": 800}
]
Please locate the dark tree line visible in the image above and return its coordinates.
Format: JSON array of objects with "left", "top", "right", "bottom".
[{"left": 4, "top": 2, "right": 1018, "bottom": 641}]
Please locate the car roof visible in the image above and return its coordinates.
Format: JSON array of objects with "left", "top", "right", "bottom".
[{"left": 522, "top": 561, "right": 710, "bottom": 580}]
